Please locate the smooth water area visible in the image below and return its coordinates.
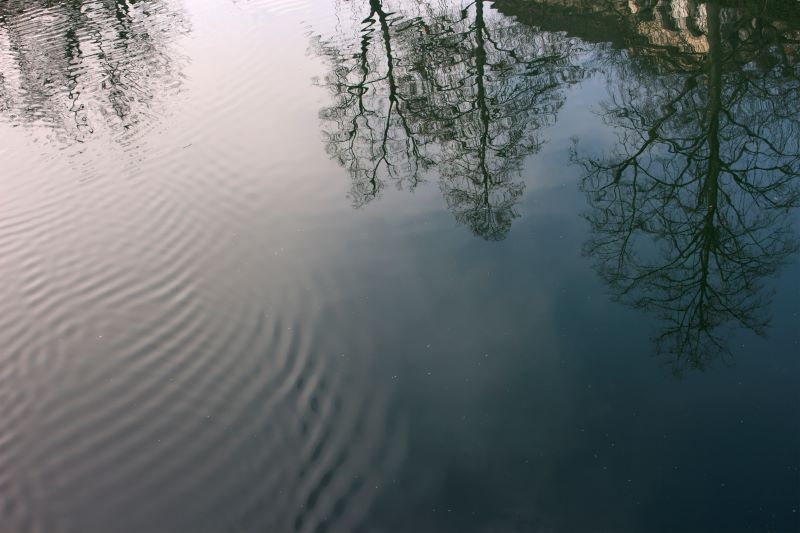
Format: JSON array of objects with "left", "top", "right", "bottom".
[{"left": 1, "top": 1, "right": 799, "bottom": 531}]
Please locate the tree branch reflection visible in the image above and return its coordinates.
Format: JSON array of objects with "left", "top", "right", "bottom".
[
  {"left": 575, "top": 1, "right": 800, "bottom": 372},
  {"left": 314, "top": 0, "right": 585, "bottom": 239}
]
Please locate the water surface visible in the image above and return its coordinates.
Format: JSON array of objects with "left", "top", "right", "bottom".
[{"left": 1, "top": 1, "right": 799, "bottom": 532}]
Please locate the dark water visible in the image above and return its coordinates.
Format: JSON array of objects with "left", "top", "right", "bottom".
[{"left": 1, "top": 0, "right": 799, "bottom": 531}]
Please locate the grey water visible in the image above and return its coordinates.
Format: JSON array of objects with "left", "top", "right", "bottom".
[{"left": 1, "top": 0, "right": 799, "bottom": 531}]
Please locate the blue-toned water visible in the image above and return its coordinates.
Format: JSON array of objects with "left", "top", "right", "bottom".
[{"left": 1, "top": 1, "right": 799, "bottom": 531}]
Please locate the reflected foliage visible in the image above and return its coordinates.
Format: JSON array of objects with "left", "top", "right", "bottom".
[
  {"left": 313, "top": 0, "right": 585, "bottom": 240},
  {"left": 574, "top": 1, "right": 800, "bottom": 372},
  {"left": 0, "top": 0, "right": 188, "bottom": 144}
]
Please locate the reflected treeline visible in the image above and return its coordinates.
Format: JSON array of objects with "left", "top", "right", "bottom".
[
  {"left": 315, "top": 0, "right": 800, "bottom": 369},
  {"left": 312, "top": 0, "right": 586, "bottom": 240},
  {"left": 567, "top": 0, "right": 800, "bottom": 372},
  {"left": 0, "top": 0, "right": 188, "bottom": 144}
]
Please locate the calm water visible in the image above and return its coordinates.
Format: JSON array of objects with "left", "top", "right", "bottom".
[{"left": 2, "top": 1, "right": 800, "bottom": 531}]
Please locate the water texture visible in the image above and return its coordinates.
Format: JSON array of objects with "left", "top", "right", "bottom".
[{"left": 1, "top": 1, "right": 799, "bottom": 532}]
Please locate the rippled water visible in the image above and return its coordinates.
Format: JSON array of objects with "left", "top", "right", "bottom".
[{"left": 1, "top": 1, "right": 799, "bottom": 532}]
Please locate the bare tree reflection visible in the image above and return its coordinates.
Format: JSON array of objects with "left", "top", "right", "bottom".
[
  {"left": 313, "top": 0, "right": 585, "bottom": 239},
  {"left": 0, "top": 0, "right": 188, "bottom": 144},
  {"left": 313, "top": 0, "right": 432, "bottom": 207},
  {"left": 423, "top": 1, "right": 582, "bottom": 239},
  {"left": 576, "top": 1, "right": 800, "bottom": 372}
]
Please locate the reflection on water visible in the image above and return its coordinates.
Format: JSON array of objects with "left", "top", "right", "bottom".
[
  {"left": 1, "top": 1, "right": 800, "bottom": 532},
  {"left": 1, "top": 3, "right": 403, "bottom": 533},
  {"left": 313, "top": 0, "right": 586, "bottom": 239},
  {"left": 498, "top": 0, "right": 800, "bottom": 61},
  {"left": 0, "top": 0, "right": 188, "bottom": 144},
  {"left": 573, "top": 1, "right": 800, "bottom": 371},
  {"left": 315, "top": 0, "right": 800, "bottom": 369}
]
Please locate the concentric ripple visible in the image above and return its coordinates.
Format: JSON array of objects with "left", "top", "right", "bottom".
[
  {"left": 0, "top": 1, "right": 404, "bottom": 532},
  {"left": 0, "top": 150, "right": 405, "bottom": 533}
]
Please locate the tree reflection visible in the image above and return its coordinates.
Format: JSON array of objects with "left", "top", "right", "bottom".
[
  {"left": 0, "top": 0, "right": 187, "bottom": 144},
  {"left": 314, "top": 0, "right": 431, "bottom": 206},
  {"left": 576, "top": 1, "right": 800, "bottom": 372},
  {"left": 313, "top": 0, "right": 584, "bottom": 239}
]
